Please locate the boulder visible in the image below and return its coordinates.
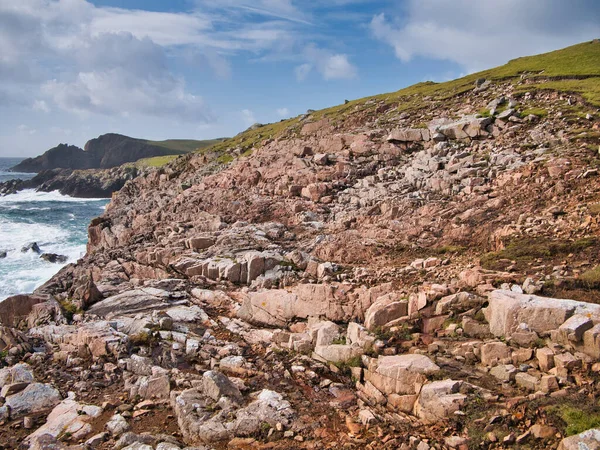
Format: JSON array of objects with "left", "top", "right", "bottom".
[
  {"left": 0, "top": 295, "right": 49, "bottom": 328},
  {"left": 21, "top": 242, "right": 41, "bottom": 254},
  {"left": 429, "top": 116, "right": 492, "bottom": 140},
  {"left": 387, "top": 128, "right": 431, "bottom": 142},
  {"left": 238, "top": 284, "right": 351, "bottom": 327},
  {"left": 435, "top": 292, "right": 483, "bottom": 315},
  {"left": 347, "top": 322, "right": 375, "bottom": 351},
  {"left": 5, "top": 382, "right": 62, "bottom": 418},
  {"left": 557, "top": 315, "right": 594, "bottom": 344},
  {"left": 40, "top": 253, "right": 69, "bottom": 264},
  {"left": 186, "top": 237, "right": 215, "bottom": 251},
  {"left": 536, "top": 347, "right": 555, "bottom": 371},
  {"left": 480, "top": 342, "right": 510, "bottom": 366},
  {"left": 24, "top": 398, "right": 103, "bottom": 444},
  {"left": 414, "top": 380, "right": 467, "bottom": 424},
  {"left": 201, "top": 371, "right": 243, "bottom": 403},
  {"left": 486, "top": 290, "right": 600, "bottom": 337},
  {"left": 558, "top": 428, "right": 600, "bottom": 450},
  {"left": 313, "top": 344, "right": 363, "bottom": 363},
  {"left": 173, "top": 388, "right": 294, "bottom": 445},
  {"left": 365, "top": 354, "right": 440, "bottom": 395},
  {"left": 106, "top": 414, "right": 130, "bottom": 436},
  {"left": 515, "top": 372, "right": 539, "bottom": 390},
  {"left": 0, "top": 363, "right": 34, "bottom": 387},
  {"left": 364, "top": 295, "right": 408, "bottom": 330},
  {"left": 490, "top": 364, "right": 517, "bottom": 382},
  {"left": 86, "top": 288, "right": 173, "bottom": 319},
  {"left": 130, "top": 373, "right": 171, "bottom": 400},
  {"left": 584, "top": 324, "right": 600, "bottom": 358}
]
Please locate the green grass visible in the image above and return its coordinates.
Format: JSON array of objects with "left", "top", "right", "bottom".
[
  {"left": 481, "top": 237, "right": 598, "bottom": 270},
  {"left": 551, "top": 405, "right": 600, "bottom": 436},
  {"left": 135, "top": 155, "right": 180, "bottom": 168},
  {"left": 146, "top": 138, "right": 226, "bottom": 153},
  {"left": 581, "top": 266, "right": 600, "bottom": 283},
  {"left": 521, "top": 107, "right": 549, "bottom": 117},
  {"left": 59, "top": 299, "right": 81, "bottom": 323},
  {"left": 515, "top": 78, "right": 600, "bottom": 108}
]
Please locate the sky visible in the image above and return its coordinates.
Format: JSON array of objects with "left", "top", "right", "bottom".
[{"left": 1, "top": 0, "right": 599, "bottom": 157}]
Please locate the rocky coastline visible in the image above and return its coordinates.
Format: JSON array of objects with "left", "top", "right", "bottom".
[
  {"left": 1, "top": 43, "right": 600, "bottom": 449},
  {"left": 0, "top": 165, "right": 143, "bottom": 198}
]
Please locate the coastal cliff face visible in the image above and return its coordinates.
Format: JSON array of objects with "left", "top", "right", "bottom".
[
  {"left": 1, "top": 42, "right": 600, "bottom": 449},
  {"left": 11, "top": 134, "right": 194, "bottom": 172}
]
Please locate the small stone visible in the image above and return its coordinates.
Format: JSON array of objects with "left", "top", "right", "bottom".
[
  {"left": 530, "top": 423, "right": 557, "bottom": 439},
  {"left": 23, "top": 416, "right": 34, "bottom": 429},
  {"left": 106, "top": 413, "right": 130, "bottom": 436}
]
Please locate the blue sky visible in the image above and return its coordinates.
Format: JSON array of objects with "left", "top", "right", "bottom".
[{"left": 1, "top": 0, "right": 599, "bottom": 156}]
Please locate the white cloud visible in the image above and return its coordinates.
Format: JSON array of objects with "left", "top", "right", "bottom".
[
  {"left": 50, "top": 126, "right": 72, "bottom": 136},
  {"left": 241, "top": 109, "right": 257, "bottom": 126},
  {"left": 297, "top": 44, "right": 357, "bottom": 81},
  {"left": 32, "top": 100, "right": 49, "bottom": 113},
  {"left": 295, "top": 63, "right": 312, "bottom": 81},
  {"left": 370, "top": 0, "right": 600, "bottom": 73},
  {"left": 276, "top": 107, "right": 290, "bottom": 117},
  {"left": 17, "top": 124, "right": 37, "bottom": 135}
]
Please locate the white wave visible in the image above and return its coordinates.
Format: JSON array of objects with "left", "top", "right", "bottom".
[{"left": 0, "top": 189, "right": 108, "bottom": 204}]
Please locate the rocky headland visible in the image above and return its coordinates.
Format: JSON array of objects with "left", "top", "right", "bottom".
[
  {"left": 11, "top": 134, "right": 213, "bottom": 173},
  {"left": 2, "top": 135, "right": 223, "bottom": 198},
  {"left": 1, "top": 41, "right": 600, "bottom": 449}
]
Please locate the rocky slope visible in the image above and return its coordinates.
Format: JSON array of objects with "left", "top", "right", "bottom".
[
  {"left": 11, "top": 134, "right": 215, "bottom": 172},
  {"left": 1, "top": 41, "right": 600, "bottom": 449}
]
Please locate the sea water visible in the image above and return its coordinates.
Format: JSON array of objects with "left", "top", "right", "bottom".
[{"left": 0, "top": 158, "right": 109, "bottom": 299}]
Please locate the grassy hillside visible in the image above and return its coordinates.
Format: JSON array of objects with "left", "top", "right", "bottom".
[
  {"left": 198, "top": 40, "right": 600, "bottom": 164},
  {"left": 147, "top": 138, "right": 226, "bottom": 154}
]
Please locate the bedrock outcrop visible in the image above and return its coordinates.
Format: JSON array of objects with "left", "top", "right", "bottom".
[{"left": 3, "top": 46, "right": 600, "bottom": 448}]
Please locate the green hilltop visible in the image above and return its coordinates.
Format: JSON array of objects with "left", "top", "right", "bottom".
[{"left": 198, "top": 40, "right": 600, "bottom": 164}]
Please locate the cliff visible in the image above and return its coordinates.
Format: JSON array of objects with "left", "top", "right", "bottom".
[
  {"left": 11, "top": 133, "right": 216, "bottom": 172},
  {"left": 1, "top": 41, "right": 600, "bottom": 449}
]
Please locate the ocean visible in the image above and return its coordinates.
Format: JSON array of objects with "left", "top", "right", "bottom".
[{"left": 0, "top": 157, "right": 109, "bottom": 300}]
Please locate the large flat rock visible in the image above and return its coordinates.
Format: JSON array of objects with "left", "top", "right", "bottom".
[{"left": 486, "top": 290, "right": 600, "bottom": 337}]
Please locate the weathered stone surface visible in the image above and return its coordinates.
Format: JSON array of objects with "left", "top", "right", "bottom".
[
  {"left": 5, "top": 383, "right": 62, "bottom": 418},
  {"left": 106, "top": 414, "right": 130, "bottom": 436},
  {"left": 364, "top": 295, "right": 408, "bottom": 330},
  {"left": 558, "top": 428, "right": 600, "bottom": 450},
  {"left": 0, "top": 295, "right": 49, "bottom": 328},
  {"left": 187, "top": 237, "right": 215, "bottom": 251},
  {"left": 387, "top": 128, "right": 431, "bottom": 142},
  {"left": 25, "top": 398, "right": 103, "bottom": 444},
  {"left": 87, "top": 288, "right": 173, "bottom": 319},
  {"left": 557, "top": 314, "right": 594, "bottom": 344},
  {"left": 490, "top": 364, "right": 517, "bottom": 382},
  {"left": 347, "top": 322, "right": 375, "bottom": 351},
  {"left": 480, "top": 342, "right": 510, "bottom": 366},
  {"left": 554, "top": 352, "right": 582, "bottom": 371},
  {"left": 314, "top": 344, "right": 363, "bottom": 363},
  {"left": 314, "top": 321, "right": 340, "bottom": 346},
  {"left": 130, "top": 373, "right": 171, "bottom": 400},
  {"left": 365, "top": 354, "right": 440, "bottom": 395},
  {"left": 536, "top": 347, "right": 555, "bottom": 371},
  {"left": 435, "top": 292, "right": 483, "bottom": 315},
  {"left": 486, "top": 290, "right": 600, "bottom": 337},
  {"left": 238, "top": 284, "right": 356, "bottom": 326},
  {"left": 584, "top": 324, "right": 600, "bottom": 359},
  {"left": 414, "top": 380, "right": 467, "bottom": 424},
  {"left": 515, "top": 372, "right": 538, "bottom": 391},
  {"left": 201, "top": 371, "right": 243, "bottom": 403},
  {"left": 173, "top": 388, "right": 293, "bottom": 445}
]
